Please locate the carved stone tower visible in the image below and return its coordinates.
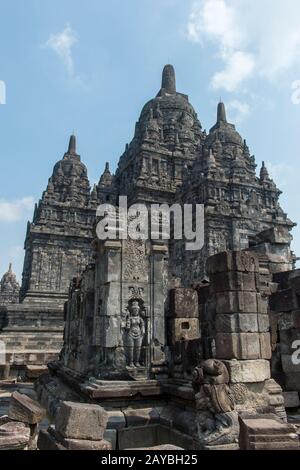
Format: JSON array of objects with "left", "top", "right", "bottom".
[{"left": 20, "top": 135, "right": 96, "bottom": 305}]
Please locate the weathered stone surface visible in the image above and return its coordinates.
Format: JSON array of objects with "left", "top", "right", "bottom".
[
  {"left": 49, "top": 428, "right": 112, "bottom": 450},
  {"left": 8, "top": 391, "right": 46, "bottom": 424},
  {"left": 239, "top": 415, "right": 299, "bottom": 450},
  {"left": 207, "top": 252, "right": 259, "bottom": 276},
  {"left": 210, "top": 271, "right": 257, "bottom": 293},
  {"left": 0, "top": 421, "right": 31, "bottom": 450},
  {"left": 283, "top": 391, "right": 300, "bottom": 408},
  {"left": 169, "top": 318, "right": 200, "bottom": 343},
  {"left": 270, "top": 288, "right": 299, "bottom": 312},
  {"left": 216, "top": 291, "right": 260, "bottom": 314},
  {"left": 25, "top": 365, "right": 48, "bottom": 379},
  {"left": 55, "top": 401, "right": 108, "bottom": 440},
  {"left": 168, "top": 288, "right": 198, "bottom": 318},
  {"left": 123, "top": 407, "right": 160, "bottom": 426},
  {"left": 216, "top": 332, "right": 270, "bottom": 360},
  {"left": 224, "top": 359, "right": 271, "bottom": 383},
  {"left": 216, "top": 314, "right": 259, "bottom": 333}
]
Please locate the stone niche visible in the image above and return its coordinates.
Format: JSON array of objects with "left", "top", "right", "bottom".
[{"left": 61, "top": 237, "right": 169, "bottom": 380}]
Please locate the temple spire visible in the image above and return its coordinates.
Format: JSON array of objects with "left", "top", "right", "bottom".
[
  {"left": 8, "top": 263, "right": 12, "bottom": 273},
  {"left": 217, "top": 102, "right": 227, "bottom": 123},
  {"left": 68, "top": 134, "right": 77, "bottom": 155},
  {"left": 260, "top": 161, "right": 270, "bottom": 182},
  {"left": 161, "top": 64, "right": 176, "bottom": 94}
]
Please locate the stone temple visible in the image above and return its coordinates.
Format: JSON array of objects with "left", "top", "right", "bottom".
[{"left": 0, "top": 65, "right": 300, "bottom": 450}]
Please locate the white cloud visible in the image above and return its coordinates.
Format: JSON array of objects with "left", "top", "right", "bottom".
[
  {"left": 212, "top": 51, "right": 255, "bottom": 92},
  {"left": 265, "top": 162, "right": 292, "bottom": 190},
  {"left": 227, "top": 99, "right": 250, "bottom": 124},
  {"left": 42, "top": 25, "right": 78, "bottom": 76},
  {"left": 186, "top": 0, "right": 300, "bottom": 91},
  {"left": 0, "top": 197, "right": 35, "bottom": 223}
]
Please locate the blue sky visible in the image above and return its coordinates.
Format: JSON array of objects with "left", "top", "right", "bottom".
[{"left": 0, "top": 0, "right": 300, "bottom": 280}]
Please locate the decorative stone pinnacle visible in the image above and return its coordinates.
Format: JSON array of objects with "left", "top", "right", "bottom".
[
  {"left": 161, "top": 64, "right": 176, "bottom": 94},
  {"left": 68, "top": 134, "right": 77, "bottom": 155},
  {"left": 217, "top": 102, "right": 227, "bottom": 123}
]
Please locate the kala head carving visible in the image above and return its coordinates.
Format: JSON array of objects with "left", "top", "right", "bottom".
[{"left": 192, "top": 359, "right": 239, "bottom": 448}]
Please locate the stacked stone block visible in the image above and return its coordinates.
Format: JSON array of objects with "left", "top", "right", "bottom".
[{"left": 207, "top": 251, "right": 272, "bottom": 362}]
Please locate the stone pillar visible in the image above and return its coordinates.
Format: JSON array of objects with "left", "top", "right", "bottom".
[
  {"left": 207, "top": 251, "right": 285, "bottom": 418},
  {"left": 167, "top": 287, "right": 200, "bottom": 378},
  {"left": 150, "top": 242, "right": 169, "bottom": 374},
  {"left": 94, "top": 240, "right": 124, "bottom": 376}
]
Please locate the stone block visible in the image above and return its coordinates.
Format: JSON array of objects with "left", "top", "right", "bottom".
[
  {"left": 25, "top": 365, "right": 48, "bottom": 379},
  {"left": 216, "top": 333, "right": 261, "bottom": 359},
  {"left": 207, "top": 251, "right": 259, "bottom": 275},
  {"left": 259, "top": 332, "right": 272, "bottom": 359},
  {"left": 168, "top": 288, "right": 198, "bottom": 318},
  {"left": 169, "top": 318, "right": 200, "bottom": 344},
  {"left": 257, "top": 314, "right": 270, "bottom": 333},
  {"left": 216, "top": 291, "right": 260, "bottom": 314},
  {"left": 216, "top": 314, "right": 258, "bottom": 333},
  {"left": 55, "top": 401, "right": 108, "bottom": 440},
  {"left": 210, "top": 271, "right": 257, "bottom": 293},
  {"left": 0, "top": 421, "right": 31, "bottom": 450},
  {"left": 270, "top": 288, "right": 299, "bottom": 312},
  {"left": 8, "top": 392, "right": 46, "bottom": 425},
  {"left": 224, "top": 359, "right": 271, "bottom": 383},
  {"left": 50, "top": 428, "right": 112, "bottom": 450},
  {"left": 239, "top": 416, "right": 299, "bottom": 450},
  {"left": 283, "top": 391, "right": 300, "bottom": 408}
]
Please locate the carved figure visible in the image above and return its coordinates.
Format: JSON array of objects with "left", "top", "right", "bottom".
[{"left": 192, "top": 359, "right": 239, "bottom": 447}]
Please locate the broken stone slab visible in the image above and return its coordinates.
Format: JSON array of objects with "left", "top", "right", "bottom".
[
  {"left": 283, "top": 391, "right": 300, "bottom": 408},
  {"left": 55, "top": 401, "right": 108, "bottom": 440},
  {"left": 223, "top": 359, "right": 271, "bottom": 383},
  {"left": 207, "top": 251, "right": 259, "bottom": 275},
  {"left": 8, "top": 391, "right": 46, "bottom": 424},
  {"left": 0, "top": 421, "right": 31, "bottom": 450}
]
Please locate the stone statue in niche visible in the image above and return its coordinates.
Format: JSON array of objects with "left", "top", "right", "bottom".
[
  {"left": 192, "top": 359, "right": 239, "bottom": 448},
  {"left": 122, "top": 300, "right": 146, "bottom": 367}
]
